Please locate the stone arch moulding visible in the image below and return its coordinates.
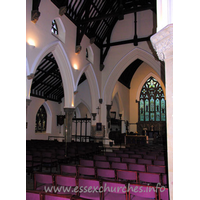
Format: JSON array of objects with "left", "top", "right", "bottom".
[
  {"left": 135, "top": 72, "right": 166, "bottom": 101},
  {"left": 75, "top": 106, "right": 81, "bottom": 118},
  {"left": 103, "top": 47, "right": 161, "bottom": 105},
  {"left": 28, "top": 41, "right": 75, "bottom": 108},
  {"left": 75, "top": 99, "right": 92, "bottom": 117},
  {"left": 75, "top": 63, "right": 100, "bottom": 113},
  {"left": 42, "top": 102, "right": 52, "bottom": 134},
  {"left": 112, "top": 92, "right": 123, "bottom": 115},
  {"left": 26, "top": 57, "right": 30, "bottom": 76},
  {"left": 26, "top": 57, "right": 32, "bottom": 99}
]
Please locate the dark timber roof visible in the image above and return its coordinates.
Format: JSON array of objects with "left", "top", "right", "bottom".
[
  {"left": 30, "top": 52, "right": 64, "bottom": 103},
  {"left": 50, "top": 0, "right": 156, "bottom": 70},
  {"left": 50, "top": 0, "right": 156, "bottom": 49}
]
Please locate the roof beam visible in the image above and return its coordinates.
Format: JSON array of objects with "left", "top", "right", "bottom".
[
  {"left": 100, "top": 18, "right": 118, "bottom": 71},
  {"left": 102, "top": 35, "right": 151, "bottom": 47},
  {"left": 31, "top": 63, "right": 58, "bottom": 89},
  {"left": 44, "top": 81, "right": 62, "bottom": 97},
  {"left": 75, "top": 0, "right": 92, "bottom": 53},
  {"left": 77, "top": 5, "right": 154, "bottom": 24}
]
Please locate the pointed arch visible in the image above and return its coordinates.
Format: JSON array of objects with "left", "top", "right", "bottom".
[
  {"left": 75, "top": 63, "right": 100, "bottom": 113},
  {"left": 26, "top": 57, "right": 30, "bottom": 76},
  {"left": 27, "top": 41, "right": 75, "bottom": 108},
  {"left": 43, "top": 102, "right": 52, "bottom": 133},
  {"left": 136, "top": 72, "right": 166, "bottom": 101},
  {"left": 103, "top": 47, "right": 161, "bottom": 104},
  {"left": 112, "top": 92, "right": 123, "bottom": 115},
  {"left": 26, "top": 57, "right": 32, "bottom": 99},
  {"left": 75, "top": 99, "right": 92, "bottom": 115}
]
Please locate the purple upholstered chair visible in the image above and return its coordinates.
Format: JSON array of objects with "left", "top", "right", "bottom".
[
  {"left": 159, "top": 187, "right": 169, "bottom": 200},
  {"left": 136, "top": 151, "right": 147, "bottom": 155},
  {"left": 96, "top": 168, "right": 116, "bottom": 181},
  {"left": 32, "top": 151, "right": 42, "bottom": 164},
  {"left": 107, "top": 156, "right": 121, "bottom": 162},
  {"left": 95, "top": 160, "right": 110, "bottom": 169},
  {"left": 27, "top": 154, "right": 41, "bottom": 177},
  {"left": 128, "top": 163, "right": 146, "bottom": 172},
  {"left": 113, "top": 149, "right": 124, "bottom": 154},
  {"left": 94, "top": 155, "right": 107, "bottom": 161},
  {"left": 79, "top": 159, "right": 94, "bottom": 167},
  {"left": 128, "top": 183, "right": 158, "bottom": 200},
  {"left": 26, "top": 190, "right": 42, "bottom": 200},
  {"left": 129, "top": 154, "right": 142, "bottom": 159},
  {"left": 162, "top": 174, "right": 168, "bottom": 187},
  {"left": 54, "top": 174, "right": 77, "bottom": 195},
  {"left": 138, "top": 172, "right": 161, "bottom": 185},
  {"left": 154, "top": 160, "right": 165, "bottom": 166},
  {"left": 41, "top": 151, "right": 57, "bottom": 172},
  {"left": 138, "top": 158, "right": 152, "bottom": 165},
  {"left": 147, "top": 165, "right": 166, "bottom": 174},
  {"left": 122, "top": 158, "right": 136, "bottom": 164},
  {"left": 34, "top": 173, "right": 54, "bottom": 191},
  {"left": 78, "top": 166, "right": 96, "bottom": 178},
  {"left": 111, "top": 162, "right": 127, "bottom": 170},
  {"left": 157, "top": 155, "right": 165, "bottom": 161},
  {"left": 78, "top": 178, "right": 101, "bottom": 200},
  {"left": 117, "top": 153, "right": 129, "bottom": 158},
  {"left": 42, "top": 193, "right": 72, "bottom": 200},
  {"left": 102, "top": 181, "right": 127, "bottom": 200},
  {"left": 56, "top": 149, "right": 66, "bottom": 163},
  {"left": 60, "top": 164, "right": 77, "bottom": 176},
  {"left": 105, "top": 152, "right": 117, "bottom": 157},
  {"left": 143, "top": 155, "right": 157, "bottom": 160},
  {"left": 117, "top": 170, "right": 137, "bottom": 183}
]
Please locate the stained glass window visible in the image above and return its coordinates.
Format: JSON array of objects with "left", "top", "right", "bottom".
[
  {"left": 156, "top": 98, "right": 160, "bottom": 121},
  {"left": 139, "top": 76, "right": 166, "bottom": 122},
  {"left": 140, "top": 100, "right": 144, "bottom": 121},
  {"left": 161, "top": 98, "right": 166, "bottom": 121},
  {"left": 51, "top": 20, "right": 58, "bottom": 35},
  {"left": 35, "top": 105, "right": 47, "bottom": 132}
]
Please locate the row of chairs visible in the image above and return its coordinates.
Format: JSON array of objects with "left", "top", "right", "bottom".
[
  {"left": 27, "top": 191, "right": 80, "bottom": 200},
  {"left": 104, "top": 152, "right": 165, "bottom": 160},
  {"left": 90, "top": 156, "right": 165, "bottom": 166},
  {"left": 33, "top": 173, "right": 168, "bottom": 200},
  {"left": 27, "top": 140, "right": 102, "bottom": 162},
  {"left": 60, "top": 165, "right": 167, "bottom": 186},
  {"left": 62, "top": 162, "right": 166, "bottom": 175}
]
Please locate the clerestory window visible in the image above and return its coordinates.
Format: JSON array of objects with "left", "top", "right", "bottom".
[{"left": 51, "top": 19, "right": 58, "bottom": 35}]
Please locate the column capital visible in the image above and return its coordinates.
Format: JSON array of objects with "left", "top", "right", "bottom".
[
  {"left": 63, "top": 107, "right": 75, "bottom": 114},
  {"left": 150, "top": 24, "right": 173, "bottom": 61}
]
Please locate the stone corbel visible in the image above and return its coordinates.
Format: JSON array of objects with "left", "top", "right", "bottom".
[
  {"left": 150, "top": 24, "right": 173, "bottom": 61},
  {"left": 27, "top": 73, "right": 35, "bottom": 80}
]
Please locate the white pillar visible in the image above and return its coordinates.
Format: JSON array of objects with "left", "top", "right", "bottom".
[
  {"left": 151, "top": 24, "right": 173, "bottom": 200},
  {"left": 156, "top": 0, "right": 173, "bottom": 32}
]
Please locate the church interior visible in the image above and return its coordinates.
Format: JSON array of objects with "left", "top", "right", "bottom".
[{"left": 25, "top": 0, "right": 175, "bottom": 199}]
